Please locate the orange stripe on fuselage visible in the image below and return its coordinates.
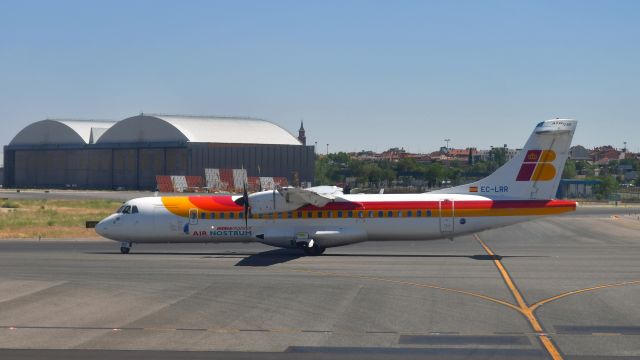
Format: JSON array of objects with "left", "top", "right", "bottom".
[{"left": 160, "top": 196, "right": 576, "bottom": 219}]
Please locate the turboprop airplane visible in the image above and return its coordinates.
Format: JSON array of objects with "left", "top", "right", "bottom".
[{"left": 96, "top": 119, "right": 578, "bottom": 255}]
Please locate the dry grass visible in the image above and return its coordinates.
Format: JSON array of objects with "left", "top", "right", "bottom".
[{"left": 0, "top": 199, "right": 122, "bottom": 238}]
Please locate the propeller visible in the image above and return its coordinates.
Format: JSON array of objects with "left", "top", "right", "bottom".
[
  {"left": 242, "top": 182, "right": 250, "bottom": 229},
  {"left": 272, "top": 188, "right": 276, "bottom": 212}
]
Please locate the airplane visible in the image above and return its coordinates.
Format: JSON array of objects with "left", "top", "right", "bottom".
[{"left": 96, "top": 119, "right": 578, "bottom": 255}]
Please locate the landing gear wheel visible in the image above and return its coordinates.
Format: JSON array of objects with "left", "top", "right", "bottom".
[
  {"left": 120, "top": 242, "right": 132, "bottom": 254},
  {"left": 303, "top": 243, "right": 325, "bottom": 256}
]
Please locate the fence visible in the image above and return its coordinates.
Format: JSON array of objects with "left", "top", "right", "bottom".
[{"left": 157, "top": 169, "right": 288, "bottom": 193}]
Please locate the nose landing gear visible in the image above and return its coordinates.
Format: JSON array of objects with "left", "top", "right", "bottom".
[{"left": 120, "top": 242, "right": 132, "bottom": 254}]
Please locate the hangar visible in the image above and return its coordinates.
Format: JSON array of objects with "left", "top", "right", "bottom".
[{"left": 3, "top": 114, "right": 314, "bottom": 190}]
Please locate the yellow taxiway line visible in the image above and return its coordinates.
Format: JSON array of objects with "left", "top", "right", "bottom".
[
  {"left": 473, "top": 233, "right": 563, "bottom": 360},
  {"left": 530, "top": 279, "right": 640, "bottom": 312}
]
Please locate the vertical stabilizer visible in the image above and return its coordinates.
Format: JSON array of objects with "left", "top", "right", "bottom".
[{"left": 430, "top": 119, "right": 577, "bottom": 200}]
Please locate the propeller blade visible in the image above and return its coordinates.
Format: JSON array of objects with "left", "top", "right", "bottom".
[
  {"left": 272, "top": 189, "right": 276, "bottom": 211},
  {"left": 243, "top": 182, "right": 249, "bottom": 229}
]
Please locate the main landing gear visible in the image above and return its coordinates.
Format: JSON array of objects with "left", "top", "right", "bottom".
[
  {"left": 299, "top": 239, "right": 326, "bottom": 256},
  {"left": 120, "top": 242, "right": 132, "bottom": 254}
]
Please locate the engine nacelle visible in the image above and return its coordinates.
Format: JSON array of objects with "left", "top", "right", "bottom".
[
  {"left": 247, "top": 190, "right": 300, "bottom": 215},
  {"left": 255, "top": 228, "right": 368, "bottom": 249},
  {"left": 313, "top": 228, "right": 367, "bottom": 247},
  {"left": 255, "top": 229, "right": 297, "bottom": 248}
]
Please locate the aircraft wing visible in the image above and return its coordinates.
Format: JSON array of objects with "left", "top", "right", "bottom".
[{"left": 278, "top": 186, "right": 343, "bottom": 207}]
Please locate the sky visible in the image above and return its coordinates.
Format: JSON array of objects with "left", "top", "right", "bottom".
[{"left": 1, "top": 0, "right": 639, "bottom": 159}]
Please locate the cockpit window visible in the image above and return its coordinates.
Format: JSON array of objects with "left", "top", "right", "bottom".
[
  {"left": 122, "top": 206, "right": 131, "bottom": 214},
  {"left": 132, "top": 206, "right": 139, "bottom": 214},
  {"left": 116, "top": 205, "right": 125, "bottom": 213}
]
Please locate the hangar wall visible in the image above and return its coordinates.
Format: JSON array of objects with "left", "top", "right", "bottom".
[{"left": 3, "top": 143, "right": 314, "bottom": 190}]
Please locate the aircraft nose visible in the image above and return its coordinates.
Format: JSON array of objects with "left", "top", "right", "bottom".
[
  {"left": 95, "top": 219, "right": 107, "bottom": 237},
  {"left": 95, "top": 216, "right": 114, "bottom": 239}
]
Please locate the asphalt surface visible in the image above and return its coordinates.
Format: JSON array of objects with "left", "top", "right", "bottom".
[{"left": 1, "top": 208, "right": 640, "bottom": 359}]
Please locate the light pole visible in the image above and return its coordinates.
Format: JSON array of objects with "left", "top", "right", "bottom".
[
  {"left": 444, "top": 139, "right": 451, "bottom": 151},
  {"left": 326, "top": 143, "right": 329, "bottom": 155},
  {"left": 314, "top": 141, "right": 318, "bottom": 154}
]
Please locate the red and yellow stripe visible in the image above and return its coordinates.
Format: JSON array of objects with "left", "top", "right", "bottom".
[{"left": 161, "top": 196, "right": 576, "bottom": 219}]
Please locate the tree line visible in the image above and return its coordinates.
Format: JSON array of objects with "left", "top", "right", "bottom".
[{"left": 314, "top": 148, "right": 509, "bottom": 189}]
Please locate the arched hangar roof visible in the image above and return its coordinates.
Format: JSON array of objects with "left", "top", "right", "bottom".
[
  {"left": 9, "top": 119, "right": 116, "bottom": 146},
  {"left": 96, "top": 114, "right": 302, "bottom": 145}
]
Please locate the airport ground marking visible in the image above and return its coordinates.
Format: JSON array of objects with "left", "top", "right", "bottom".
[
  {"left": 530, "top": 279, "right": 640, "bottom": 312},
  {"left": 283, "top": 268, "right": 521, "bottom": 312},
  {"left": 473, "top": 233, "right": 563, "bottom": 360}
]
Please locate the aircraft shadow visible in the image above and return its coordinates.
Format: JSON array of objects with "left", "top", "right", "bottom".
[
  {"left": 86, "top": 250, "right": 544, "bottom": 267},
  {"left": 234, "top": 248, "right": 305, "bottom": 266},
  {"left": 234, "top": 251, "right": 544, "bottom": 267}
]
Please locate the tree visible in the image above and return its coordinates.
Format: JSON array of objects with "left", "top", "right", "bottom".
[
  {"left": 596, "top": 175, "right": 618, "bottom": 200},
  {"left": 562, "top": 160, "right": 577, "bottom": 179}
]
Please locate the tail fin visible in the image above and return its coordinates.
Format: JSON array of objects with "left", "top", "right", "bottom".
[{"left": 431, "top": 119, "right": 577, "bottom": 200}]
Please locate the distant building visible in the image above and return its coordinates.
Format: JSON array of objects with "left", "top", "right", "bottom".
[
  {"left": 297, "top": 121, "right": 306, "bottom": 145},
  {"left": 569, "top": 145, "right": 590, "bottom": 161},
  {"left": 591, "top": 146, "right": 621, "bottom": 163},
  {"left": 477, "top": 146, "right": 520, "bottom": 162},
  {"left": 618, "top": 164, "right": 638, "bottom": 182},
  {"left": 556, "top": 179, "right": 601, "bottom": 199},
  {"left": 447, "top": 148, "right": 478, "bottom": 159}
]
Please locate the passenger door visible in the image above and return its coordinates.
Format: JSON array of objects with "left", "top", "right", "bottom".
[
  {"left": 439, "top": 199, "right": 454, "bottom": 234},
  {"left": 189, "top": 208, "right": 198, "bottom": 225}
]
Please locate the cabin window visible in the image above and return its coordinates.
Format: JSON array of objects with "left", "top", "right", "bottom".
[
  {"left": 229, "top": 212, "right": 235, "bottom": 219},
  {"left": 337, "top": 211, "right": 343, "bottom": 218},
  {"left": 417, "top": 210, "right": 422, "bottom": 217},
  {"left": 287, "top": 212, "right": 293, "bottom": 219},
  {"left": 358, "top": 211, "right": 363, "bottom": 218},
  {"left": 378, "top": 211, "right": 383, "bottom": 217},
  {"left": 189, "top": 211, "right": 197, "bottom": 220},
  {"left": 327, "top": 211, "right": 333, "bottom": 218},
  {"left": 368, "top": 211, "right": 374, "bottom": 218},
  {"left": 297, "top": 211, "right": 302, "bottom": 218},
  {"left": 387, "top": 211, "right": 393, "bottom": 217},
  {"left": 317, "top": 211, "right": 323, "bottom": 218},
  {"left": 238, "top": 212, "right": 243, "bottom": 219},
  {"left": 277, "top": 212, "right": 282, "bottom": 219},
  {"left": 426, "top": 210, "right": 432, "bottom": 217},
  {"left": 220, "top": 213, "right": 225, "bottom": 219},
  {"left": 200, "top": 212, "right": 206, "bottom": 219},
  {"left": 307, "top": 211, "right": 313, "bottom": 218},
  {"left": 348, "top": 211, "right": 353, "bottom": 218},
  {"left": 407, "top": 211, "right": 413, "bottom": 217},
  {"left": 397, "top": 211, "right": 403, "bottom": 217}
]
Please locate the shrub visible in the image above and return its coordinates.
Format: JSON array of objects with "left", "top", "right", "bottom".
[{"left": 1, "top": 201, "right": 20, "bottom": 209}]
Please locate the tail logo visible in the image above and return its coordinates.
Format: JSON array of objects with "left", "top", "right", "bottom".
[{"left": 516, "top": 150, "right": 556, "bottom": 181}]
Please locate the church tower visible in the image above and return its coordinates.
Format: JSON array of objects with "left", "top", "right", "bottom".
[{"left": 298, "top": 121, "right": 306, "bottom": 145}]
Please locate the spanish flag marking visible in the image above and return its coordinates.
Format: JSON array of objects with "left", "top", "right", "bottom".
[{"left": 469, "top": 186, "right": 478, "bottom": 193}]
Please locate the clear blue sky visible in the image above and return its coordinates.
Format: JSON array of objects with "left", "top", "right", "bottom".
[{"left": 1, "top": 0, "right": 638, "bottom": 156}]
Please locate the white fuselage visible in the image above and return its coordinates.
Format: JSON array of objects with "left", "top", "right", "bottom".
[{"left": 96, "top": 193, "right": 575, "bottom": 249}]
